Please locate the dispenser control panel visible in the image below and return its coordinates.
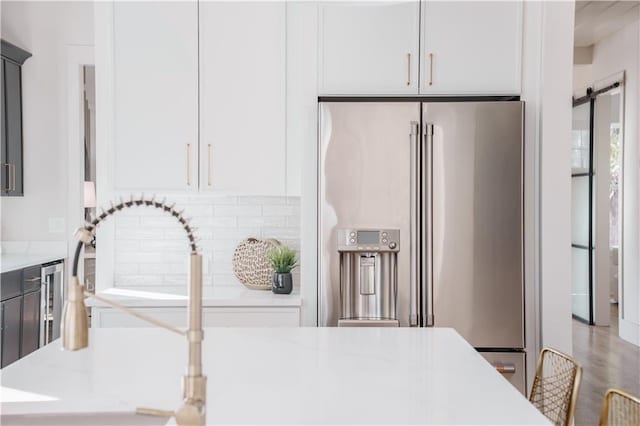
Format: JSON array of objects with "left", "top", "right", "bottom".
[{"left": 337, "top": 229, "right": 400, "bottom": 252}]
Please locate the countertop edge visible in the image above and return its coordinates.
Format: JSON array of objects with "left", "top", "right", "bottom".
[
  {"left": 86, "top": 287, "right": 302, "bottom": 308},
  {"left": 1, "top": 253, "right": 67, "bottom": 274}
]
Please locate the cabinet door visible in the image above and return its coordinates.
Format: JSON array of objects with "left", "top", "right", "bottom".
[
  {"left": 21, "top": 290, "right": 40, "bottom": 357},
  {"left": 199, "top": 2, "right": 286, "bottom": 195},
  {"left": 1, "top": 270, "right": 22, "bottom": 301},
  {"left": 112, "top": 2, "right": 198, "bottom": 191},
  {"left": 318, "top": 1, "right": 420, "bottom": 95},
  {"left": 1, "top": 59, "right": 6, "bottom": 195},
  {"left": 421, "top": 1, "right": 522, "bottom": 94},
  {"left": 1, "top": 297, "right": 22, "bottom": 367},
  {"left": 3, "top": 61, "right": 24, "bottom": 196}
]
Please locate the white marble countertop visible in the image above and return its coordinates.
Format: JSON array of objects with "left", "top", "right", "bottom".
[
  {"left": 1, "top": 241, "right": 67, "bottom": 273},
  {"left": 86, "top": 286, "right": 302, "bottom": 308},
  {"left": 0, "top": 327, "right": 549, "bottom": 425},
  {"left": 1, "top": 253, "right": 66, "bottom": 274}
]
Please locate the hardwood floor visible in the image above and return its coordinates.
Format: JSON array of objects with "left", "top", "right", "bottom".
[{"left": 572, "top": 305, "right": 640, "bottom": 425}]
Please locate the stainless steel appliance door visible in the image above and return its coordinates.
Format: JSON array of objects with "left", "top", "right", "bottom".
[
  {"left": 422, "top": 101, "right": 524, "bottom": 348},
  {"left": 319, "top": 102, "right": 420, "bottom": 326}
]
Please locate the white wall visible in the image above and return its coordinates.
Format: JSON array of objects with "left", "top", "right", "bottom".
[
  {"left": 589, "top": 19, "right": 640, "bottom": 345},
  {"left": 0, "top": 1, "right": 94, "bottom": 241},
  {"left": 540, "top": 1, "right": 575, "bottom": 354},
  {"left": 573, "top": 64, "right": 593, "bottom": 95},
  {"left": 522, "top": 1, "right": 575, "bottom": 356}
]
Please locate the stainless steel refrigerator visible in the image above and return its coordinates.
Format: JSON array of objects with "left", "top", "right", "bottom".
[{"left": 318, "top": 100, "right": 526, "bottom": 392}]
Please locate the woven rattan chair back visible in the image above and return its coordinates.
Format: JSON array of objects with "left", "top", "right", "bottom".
[
  {"left": 599, "top": 388, "right": 640, "bottom": 426},
  {"left": 528, "top": 348, "right": 582, "bottom": 426}
]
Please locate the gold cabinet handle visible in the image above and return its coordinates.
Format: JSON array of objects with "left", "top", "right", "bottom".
[
  {"left": 186, "top": 144, "right": 191, "bottom": 186},
  {"left": 3, "top": 163, "right": 15, "bottom": 192},
  {"left": 428, "top": 53, "right": 433, "bottom": 86},
  {"left": 406, "top": 53, "right": 411, "bottom": 86},
  {"left": 207, "top": 144, "right": 212, "bottom": 186}
]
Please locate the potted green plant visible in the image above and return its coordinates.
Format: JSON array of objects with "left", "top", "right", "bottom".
[{"left": 268, "top": 245, "right": 297, "bottom": 294}]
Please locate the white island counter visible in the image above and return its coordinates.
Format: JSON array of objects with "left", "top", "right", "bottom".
[{"left": 0, "top": 327, "right": 549, "bottom": 425}]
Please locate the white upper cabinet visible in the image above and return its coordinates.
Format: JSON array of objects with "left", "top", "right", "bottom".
[
  {"left": 421, "top": 1, "right": 523, "bottom": 95},
  {"left": 199, "top": 2, "right": 286, "bottom": 195},
  {"left": 112, "top": 2, "right": 198, "bottom": 191},
  {"left": 317, "top": 1, "right": 523, "bottom": 96},
  {"left": 318, "top": 1, "right": 420, "bottom": 95}
]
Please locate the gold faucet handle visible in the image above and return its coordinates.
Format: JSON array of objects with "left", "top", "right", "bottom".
[{"left": 136, "top": 407, "right": 176, "bottom": 418}]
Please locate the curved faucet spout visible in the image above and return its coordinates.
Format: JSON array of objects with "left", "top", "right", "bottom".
[{"left": 61, "top": 195, "right": 206, "bottom": 426}]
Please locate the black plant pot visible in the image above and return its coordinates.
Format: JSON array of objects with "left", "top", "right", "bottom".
[{"left": 272, "top": 272, "right": 293, "bottom": 294}]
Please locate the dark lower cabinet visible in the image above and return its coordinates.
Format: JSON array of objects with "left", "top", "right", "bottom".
[
  {"left": 1, "top": 296, "right": 22, "bottom": 368},
  {"left": 1, "top": 264, "right": 45, "bottom": 368},
  {"left": 21, "top": 290, "right": 40, "bottom": 357}
]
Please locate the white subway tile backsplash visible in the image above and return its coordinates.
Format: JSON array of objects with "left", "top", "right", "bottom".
[
  {"left": 262, "top": 205, "right": 298, "bottom": 216},
  {"left": 115, "top": 228, "right": 164, "bottom": 240},
  {"left": 211, "top": 227, "right": 262, "bottom": 240},
  {"left": 115, "top": 252, "right": 160, "bottom": 264},
  {"left": 114, "top": 195, "right": 300, "bottom": 289},
  {"left": 185, "top": 205, "right": 214, "bottom": 216},
  {"left": 139, "top": 216, "right": 178, "bottom": 228},
  {"left": 212, "top": 273, "right": 241, "bottom": 287},
  {"left": 116, "top": 240, "right": 140, "bottom": 253},
  {"left": 139, "top": 240, "right": 192, "bottom": 252},
  {"left": 115, "top": 274, "right": 164, "bottom": 286},
  {"left": 214, "top": 205, "right": 261, "bottom": 217},
  {"left": 286, "top": 215, "right": 300, "bottom": 227},
  {"left": 114, "top": 263, "right": 139, "bottom": 275},
  {"left": 115, "top": 217, "right": 139, "bottom": 228},
  {"left": 194, "top": 216, "right": 237, "bottom": 228},
  {"left": 237, "top": 196, "right": 287, "bottom": 205},
  {"left": 263, "top": 227, "right": 300, "bottom": 240},
  {"left": 238, "top": 216, "right": 287, "bottom": 227},
  {"left": 164, "top": 228, "right": 193, "bottom": 240},
  {"left": 188, "top": 195, "right": 237, "bottom": 205}
]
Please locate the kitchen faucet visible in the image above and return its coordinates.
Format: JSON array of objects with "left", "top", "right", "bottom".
[{"left": 61, "top": 196, "right": 206, "bottom": 426}]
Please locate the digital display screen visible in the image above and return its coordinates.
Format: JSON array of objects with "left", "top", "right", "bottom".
[{"left": 357, "top": 231, "right": 380, "bottom": 244}]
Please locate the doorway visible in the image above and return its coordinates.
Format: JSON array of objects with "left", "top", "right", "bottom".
[
  {"left": 571, "top": 82, "right": 623, "bottom": 325},
  {"left": 82, "top": 65, "right": 96, "bottom": 293}
]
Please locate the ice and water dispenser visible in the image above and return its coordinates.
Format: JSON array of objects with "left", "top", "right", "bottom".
[{"left": 337, "top": 229, "right": 400, "bottom": 327}]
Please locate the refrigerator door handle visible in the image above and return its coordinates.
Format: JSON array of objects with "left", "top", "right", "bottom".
[
  {"left": 42, "top": 275, "right": 51, "bottom": 345},
  {"left": 422, "top": 123, "right": 434, "bottom": 326},
  {"left": 409, "top": 122, "right": 420, "bottom": 327}
]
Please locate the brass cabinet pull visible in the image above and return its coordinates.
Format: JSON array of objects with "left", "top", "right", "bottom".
[
  {"left": 186, "top": 144, "right": 191, "bottom": 186},
  {"left": 207, "top": 144, "right": 212, "bottom": 186},
  {"left": 406, "top": 53, "right": 411, "bottom": 86},
  {"left": 3, "top": 163, "right": 15, "bottom": 192},
  {"left": 429, "top": 53, "right": 434, "bottom": 86}
]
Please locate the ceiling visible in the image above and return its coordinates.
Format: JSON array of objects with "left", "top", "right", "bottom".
[{"left": 574, "top": 1, "right": 640, "bottom": 47}]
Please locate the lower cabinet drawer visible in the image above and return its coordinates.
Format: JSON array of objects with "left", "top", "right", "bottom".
[
  {"left": 92, "top": 306, "right": 300, "bottom": 328},
  {"left": 480, "top": 351, "right": 527, "bottom": 395}
]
